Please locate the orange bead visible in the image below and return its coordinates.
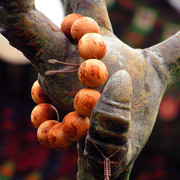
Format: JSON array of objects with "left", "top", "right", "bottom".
[
  {"left": 78, "top": 33, "right": 107, "bottom": 60},
  {"left": 71, "top": 17, "right": 100, "bottom": 41},
  {"left": 62, "top": 111, "right": 89, "bottom": 141},
  {"left": 78, "top": 59, "right": 108, "bottom": 88},
  {"left": 61, "top": 13, "right": 83, "bottom": 40},
  {"left": 31, "top": 103, "right": 58, "bottom": 128},
  {"left": 74, "top": 88, "right": 101, "bottom": 117},
  {"left": 31, "top": 80, "right": 50, "bottom": 104},
  {"left": 48, "top": 123, "right": 75, "bottom": 151},
  {"left": 37, "top": 120, "right": 58, "bottom": 148}
]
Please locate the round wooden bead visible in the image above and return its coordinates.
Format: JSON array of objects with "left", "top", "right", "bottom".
[
  {"left": 31, "top": 103, "right": 58, "bottom": 128},
  {"left": 48, "top": 123, "right": 75, "bottom": 151},
  {"left": 71, "top": 17, "right": 100, "bottom": 41},
  {"left": 78, "top": 33, "right": 107, "bottom": 60},
  {"left": 62, "top": 111, "right": 89, "bottom": 141},
  {"left": 37, "top": 120, "right": 58, "bottom": 148},
  {"left": 74, "top": 88, "right": 101, "bottom": 117},
  {"left": 78, "top": 59, "right": 108, "bottom": 88},
  {"left": 61, "top": 13, "right": 83, "bottom": 40}
]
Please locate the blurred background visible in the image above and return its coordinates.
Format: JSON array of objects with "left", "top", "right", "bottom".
[{"left": 0, "top": 0, "right": 179, "bottom": 179}]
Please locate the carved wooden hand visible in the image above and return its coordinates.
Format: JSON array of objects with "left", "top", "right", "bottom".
[{"left": 0, "top": 0, "right": 179, "bottom": 179}]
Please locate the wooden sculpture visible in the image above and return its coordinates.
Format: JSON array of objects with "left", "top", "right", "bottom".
[{"left": 0, "top": 0, "right": 179, "bottom": 179}]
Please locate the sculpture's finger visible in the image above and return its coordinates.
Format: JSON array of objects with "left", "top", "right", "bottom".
[
  {"left": 79, "top": 70, "right": 133, "bottom": 179},
  {"left": 147, "top": 31, "right": 180, "bottom": 83},
  {"left": 63, "top": 0, "right": 113, "bottom": 32}
]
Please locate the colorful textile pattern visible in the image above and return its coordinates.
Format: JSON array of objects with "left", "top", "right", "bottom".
[
  {"left": 0, "top": 0, "right": 180, "bottom": 179},
  {"left": 108, "top": 0, "right": 180, "bottom": 48}
]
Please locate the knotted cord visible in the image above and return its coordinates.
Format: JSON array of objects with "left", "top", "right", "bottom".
[
  {"left": 45, "top": 59, "right": 80, "bottom": 75},
  {"left": 89, "top": 137, "right": 129, "bottom": 180}
]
